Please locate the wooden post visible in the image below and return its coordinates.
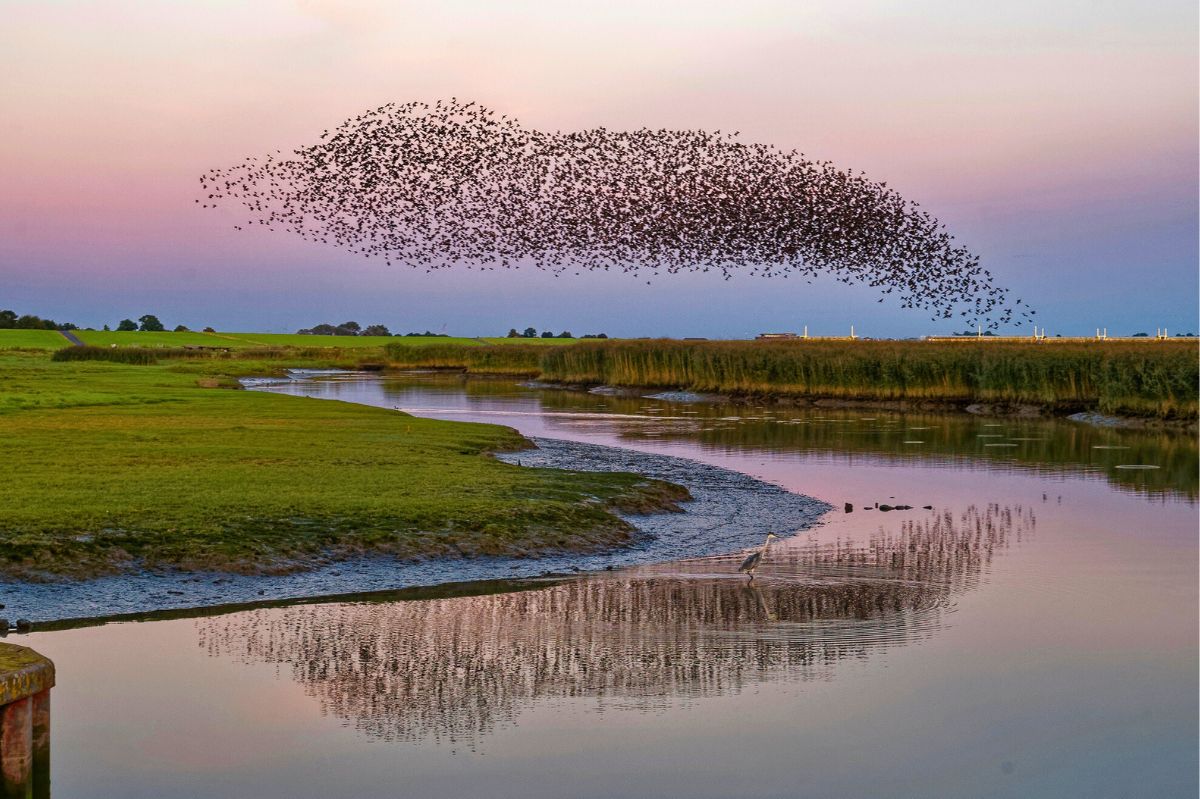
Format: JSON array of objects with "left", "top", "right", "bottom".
[{"left": 0, "top": 645, "right": 54, "bottom": 799}]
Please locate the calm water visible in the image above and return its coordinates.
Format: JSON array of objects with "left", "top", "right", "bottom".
[{"left": 25, "top": 374, "right": 1199, "bottom": 798}]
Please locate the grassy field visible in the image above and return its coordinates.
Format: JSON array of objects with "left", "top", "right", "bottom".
[
  {"left": 0, "top": 329, "right": 72, "bottom": 349},
  {"left": 0, "top": 351, "right": 686, "bottom": 578},
  {"left": 14, "top": 328, "right": 1196, "bottom": 418},
  {"left": 2, "top": 329, "right": 575, "bottom": 351},
  {"left": 223, "top": 332, "right": 485, "bottom": 348},
  {"left": 72, "top": 330, "right": 486, "bottom": 349}
]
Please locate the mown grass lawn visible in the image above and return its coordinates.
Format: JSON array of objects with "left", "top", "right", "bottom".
[
  {"left": 0, "top": 329, "right": 72, "bottom": 350},
  {"left": 0, "top": 352, "right": 685, "bottom": 578}
]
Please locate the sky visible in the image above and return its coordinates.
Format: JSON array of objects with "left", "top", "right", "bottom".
[{"left": 2, "top": 0, "right": 1196, "bottom": 338}]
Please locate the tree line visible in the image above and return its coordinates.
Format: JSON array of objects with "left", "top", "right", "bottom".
[
  {"left": 295, "top": 321, "right": 450, "bottom": 338},
  {"left": 505, "top": 328, "right": 607, "bottom": 339},
  {"left": 0, "top": 309, "right": 77, "bottom": 330}
]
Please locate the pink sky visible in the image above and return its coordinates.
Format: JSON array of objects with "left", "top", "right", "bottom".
[{"left": 2, "top": 1, "right": 1196, "bottom": 336}]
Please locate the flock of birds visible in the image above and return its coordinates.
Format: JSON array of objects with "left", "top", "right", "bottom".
[{"left": 200, "top": 99, "right": 1030, "bottom": 328}]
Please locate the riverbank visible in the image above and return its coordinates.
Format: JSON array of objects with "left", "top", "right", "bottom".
[
  {"left": 0, "top": 351, "right": 690, "bottom": 580},
  {"left": 0, "top": 437, "right": 827, "bottom": 622}
]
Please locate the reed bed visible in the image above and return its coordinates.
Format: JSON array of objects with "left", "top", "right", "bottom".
[
  {"left": 51, "top": 346, "right": 205, "bottom": 364},
  {"left": 384, "top": 343, "right": 544, "bottom": 375},
  {"left": 539, "top": 340, "right": 1198, "bottom": 419}
]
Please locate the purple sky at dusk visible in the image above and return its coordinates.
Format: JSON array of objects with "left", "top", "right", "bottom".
[{"left": 2, "top": 1, "right": 1196, "bottom": 337}]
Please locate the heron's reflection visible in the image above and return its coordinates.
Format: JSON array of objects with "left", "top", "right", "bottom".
[{"left": 199, "top": 504, "right": 1031, "bottom": 748}]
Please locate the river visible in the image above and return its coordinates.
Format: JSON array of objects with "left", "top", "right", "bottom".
[{"left": 22, "top": 372, "right": 1199, "bottom": 798}]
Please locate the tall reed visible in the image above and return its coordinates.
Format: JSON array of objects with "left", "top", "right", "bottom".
[
  {"left": 539, "top": 340, "right": 1198, "bottom": 419},
  {"left": 51, "top": 346, "right": 203, "bottom": 364},
  {"left": 384, "top": 343, "right": 544, "bottom": 374}
]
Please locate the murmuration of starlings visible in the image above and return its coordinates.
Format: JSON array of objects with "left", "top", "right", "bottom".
[{"left": 199, "top": 99, "right": 1032, "bottom": 328}]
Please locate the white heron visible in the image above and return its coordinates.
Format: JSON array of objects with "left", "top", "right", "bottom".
[{"left": 738, "top": 533, "right": 779, "bottom": 580}]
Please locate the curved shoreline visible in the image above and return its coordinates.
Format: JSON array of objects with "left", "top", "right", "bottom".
[{"left": 0, "top": 437, "right": 829, "bottom": 624}]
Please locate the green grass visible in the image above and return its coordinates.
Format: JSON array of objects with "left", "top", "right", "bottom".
[
  {"left": 73, "top": 330, "right": 246, "bottom": 348},
  {"left": 0, "top": 330, "right": 72, "bottom": 350},
  {"left": 223, "top": 333, "right": 485, "bottom": 348},
  {"left": 0, "top": 351, "right": 686, "bottom": 578},
  {"left": 41, "top": 330, "right": 582, "bottom": 351},
  {"left": 71, "top": 330, "right": 486, "bottom": 349}
]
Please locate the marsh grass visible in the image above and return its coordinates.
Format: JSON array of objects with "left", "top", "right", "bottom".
[
  {"left": 540, "top": 340, "right": 1198, "bottom": 418},
  {"left": 390, "top": 339, "right": 1197, "bottom": 419},
  {"left": 0, "top": 352, "right": 687, "bottom": 577},
  {"left": 384, "top": 342, "right": 545, "bottom": 375},
  {"left": 51, "top": 345, "right": 210, "bottom": 364}
]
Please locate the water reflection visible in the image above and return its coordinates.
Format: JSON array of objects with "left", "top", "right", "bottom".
[
  {"left": 199, "top": 504, "right": 1032, "bottom": 749},
  {"left": 258, "top": 374, "right": 1198, "bottom": 499}
]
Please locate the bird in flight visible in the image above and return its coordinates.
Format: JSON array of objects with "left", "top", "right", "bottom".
[{"left": 200, "top": 99, "right": 1031, "bottom": 328}]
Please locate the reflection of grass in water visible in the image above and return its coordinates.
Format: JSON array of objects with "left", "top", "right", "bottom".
[
  {"left": 505, "top": 381, "right": 1196, "bottom": 498},
  {"left": 199, "top": 505, "right": 1030, "bottom": 748},
  {"left": 353, "top": 373, "right": 1198, "bottom": 497}
]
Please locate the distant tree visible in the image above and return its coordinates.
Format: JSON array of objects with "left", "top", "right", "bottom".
[
  {"left": 361, "top": 324, "right": 391, "bottom": 337},
  {"left": 102, "top": 324, "right": 111, "bottom": 331},
  {"left": 1131, "top": 332, "right": 1149, "bottom": 337},
  {"left": 173, "top": 324, "right": 189, "bottom": 332},
  {"left": 117, "top": 319, "right": 138, "bottom": 331},
  {"left": 202, "top": 326, "right": 216, "bottom": 333},
  {"left": 506, "top": 328, "right": 520, "bottom": 338},
  {"left": 596, "top": 333, "right": 608, "bottom": 339},
  {"left": 138, "top": 314, "right": 164, "bottom": 332},
  {"left": 0, "top": 309, "right": 76, "bottom": 330},
  {"left": 541, "top": 330, "right": 554, "bottom": 338},
  {"left": 308, "top": 324, "right": 338, "bottom": 336},
  {"left": 558, "top": 331, "right": 573, "bottom": 338},
  {"left": 338, "top": 321, "right": 361, "bottom": 335},
  {"left": 522, "top": 327, "right": 537, "bottom": 338}
]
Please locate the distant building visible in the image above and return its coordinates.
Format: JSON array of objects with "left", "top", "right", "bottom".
[{"left": 755, "top": 332, "right": 799, "bottom": 340}]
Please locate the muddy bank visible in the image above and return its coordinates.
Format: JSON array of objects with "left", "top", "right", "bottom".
[{"left": 0, "top": 438, "right": 828, "bottom": 624}]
